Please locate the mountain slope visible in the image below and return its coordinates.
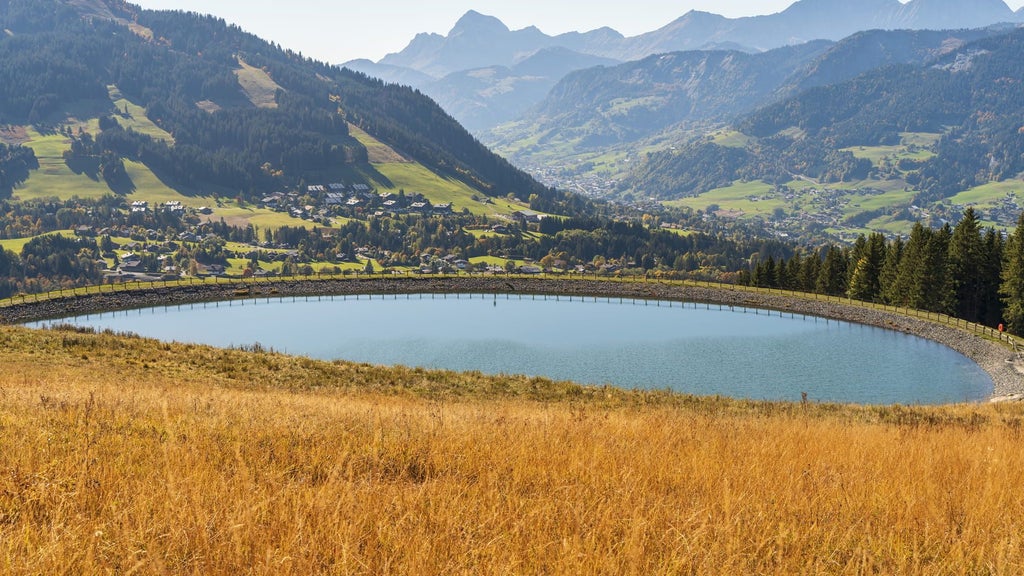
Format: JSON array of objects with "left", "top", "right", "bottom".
[
  {"left": 488, "top": 27, "right": 1012, "bottom": 186},
  {"left": 0, "top": 0, "right": 554, "bottom": 205},
  {"left": 621, "top": 28, "right": 1024, "bottom": 206}
]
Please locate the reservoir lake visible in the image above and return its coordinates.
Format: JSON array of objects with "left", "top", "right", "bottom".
[{"left": 31, "top": 293, "right": 994, "bottom": 405}]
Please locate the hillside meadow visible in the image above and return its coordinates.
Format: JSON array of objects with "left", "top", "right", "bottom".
[{"left": 2, "top": 324, "right": 1024, "bottom": 574}]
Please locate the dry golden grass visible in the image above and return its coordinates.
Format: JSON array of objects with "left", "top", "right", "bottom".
[{"left": 2, "top": 325, "right": 1024, "bottom": 574}]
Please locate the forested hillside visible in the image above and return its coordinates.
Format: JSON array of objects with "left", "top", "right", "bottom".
[
  {"left": 622, "top": 28, "right": 1024, "bottom": 205},
  {"left": 0, "top": 0, "right": 559, "bottom": 206}
]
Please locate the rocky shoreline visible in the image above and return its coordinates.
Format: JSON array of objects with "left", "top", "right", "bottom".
[{"left": 2, "top": 277, "right": 1020, "bottom": 400}]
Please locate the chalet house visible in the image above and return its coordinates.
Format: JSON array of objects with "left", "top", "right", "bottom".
[
  {"left": 513, "top": 210, "right": 544, "bottom": 224},
  {"left": 119, "top": 253, "right": 146, "bottom": 274},
  {"left": 433, "top": 203, "right": 453, "bottom": 215},
  {"left": 200, "top": 264, "right": 227, "bottom": 276},
  {"left": 261, "top": 193, "right": 284, "bottom": 208},
  {"left": 74, "top": 225, "right": 96, "bottom": 237},
  {"left": 130, "top": 201, "right": 148, "bottom": 213},
  {"left": 163, "top": 201, "right": 185, "bottom": 214}
]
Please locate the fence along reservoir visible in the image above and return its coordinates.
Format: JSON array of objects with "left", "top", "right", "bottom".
[{"left": 33, "top": 293, "right": 994, "bottom": 405}]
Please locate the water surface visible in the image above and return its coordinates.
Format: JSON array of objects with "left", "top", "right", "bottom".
[{"left": 32, "top": 293, "right": 993, "bottom": 404}]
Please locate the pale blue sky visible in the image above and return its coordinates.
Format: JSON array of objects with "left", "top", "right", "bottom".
[{"left": 131, "top": 1, "right": 1024, "bottom": 64}]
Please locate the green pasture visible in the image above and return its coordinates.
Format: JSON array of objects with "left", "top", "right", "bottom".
[
  {"left": 664, "top": 180, "right": 784, "bottom": 216},
  {"left": 234, "top": 59, "right": 281, "bottom": 109},
  {"left": 208, "top": 205, "right": 324, "bottom": 231},
  {"left": 469, "top": 256, "right": 524, "bottom": 268},
  {"left": 108, "top": 86, "right": 174, "bottom": 143},
  {"left": 15, "top": 128, "right": 114, "bottom": 200},
  {"left": 899, "top": 132, "right": 942, "bottom": 147},
  {"left": 842, "top": 188, "right": 916, "bottom": 213},
  {"left": 348, "top": 123, "right": 409, "bottom": 164},
  {"left": 366, "top": 162, "right": 523, "bottom": 217},
  {"left": 0, "top": 230, "right": 76, "bottom": 253},
  {"left": 710, "top": 130, "right": 753, "bottom": 148},
  {"left": 949, "top": 180, "right": 1024, "bottom": 207},
  {"left": 842, "top": 132, "right": 940, "bottom": 168},
  {"left": 122, "top": 160, "right": 199, "bottom": 205}
]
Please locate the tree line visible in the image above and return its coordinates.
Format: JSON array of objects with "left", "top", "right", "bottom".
[{"left": 746, "top": 207, "right": 1024, "bottom": 335}]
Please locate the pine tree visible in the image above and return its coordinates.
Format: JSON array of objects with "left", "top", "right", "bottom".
[
  {"left": 948, "top": 208, "right": 983, "bottom": 321},
  {"left": 979, "top": 228, "right": 1004, "bottom": 327},
  {"left": 879, "top": 235, "right": 904, "bottom": 305},
  {"left": 847, "top": 233, "right": 886, "bottom": 302},
  {"left": 1001, "top": 212, "right": 1024, "bottom": 334},
  {"left": 892, "top": 223, "right": 930, "bottom": 309},
  {"left": 816, "top": 245, "right": 848, "bottom": 296},
  {"left": 923, "top": 223, "right": 953, "bottom": 314},
  {"left": 784, "top": 254, "right": 802, "bottom": 291},
  {"left": 799, "top": 250, "right": 822, "bottom": 293}
]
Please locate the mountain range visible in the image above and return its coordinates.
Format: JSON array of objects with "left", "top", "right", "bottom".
[
  {"left": 488, "top": 26, "right": 1013, "bottom": 173},
  {"left": 620, "top": 26, "right": 1024, "bottom": 210},
  {"left": 344, "top": 0, "right": 1024, "bottom": 133}
]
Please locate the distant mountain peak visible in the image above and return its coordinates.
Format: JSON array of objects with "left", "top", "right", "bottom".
[
  {"left": 897, "top": 0, "right": 1015, "bottom": 29},
  {"left": 451, "top": 10, "right": 510, "bottom": 36},
  {"left": 671, "top": 10, "right": 729, "bottom": 23}
]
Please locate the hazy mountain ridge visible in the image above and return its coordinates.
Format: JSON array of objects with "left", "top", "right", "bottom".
[
  {"left": 516, "top": 41, "right": 834, "bottom": 149},
  {"left": 374, "top": 0, "right": 1021, "bottom": 77},
  {"left": 345, "top": 46, "right": 620, "bottom": 133},
  {"left": 488, "top": 26, "right": 1013, "bottom": 179},
  {"left": 348, "top": 0, "right": 1022, "bottom": 135}
]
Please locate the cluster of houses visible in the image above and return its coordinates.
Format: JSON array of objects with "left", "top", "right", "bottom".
[
  {"left": 127, "top": 200, "right": 210, "bottom": 215},
  {"left": 260, "top": 183, "right": 455, "bottom": 223}
]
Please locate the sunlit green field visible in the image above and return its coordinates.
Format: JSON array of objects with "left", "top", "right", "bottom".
[
  {"left": 234, "top": 59, "right": 281, "bottom": 109},
  {"left": 0, "top": 230, "right": 75, "bottom": 252},
  {"left": 367, "top": 162, "right": 523, "bottom": 217},
  {"left": 842, "top": 188, "right": 916, "bottom": 212},
  {"left": 208, "top": 205, "right": 325, "bottom": 231},
  {"left": 664, "top": 180, "right": 784, "bottom": 216},
  {"left": 949, "top": 180, "right": 1024, "bottom": 207},
  {"left": 15, "top": 127, "right": 113, "bottom": 200},
  {"left": 710, "top": 130, "right": 754, "bottom": 148},
  {"left": 108, "top": 85, "right": 174, "bottom": 143}
]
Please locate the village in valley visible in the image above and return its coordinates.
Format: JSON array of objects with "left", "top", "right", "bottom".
[{"left": 60, "top": 179, "right": 560, "bottom": 286}]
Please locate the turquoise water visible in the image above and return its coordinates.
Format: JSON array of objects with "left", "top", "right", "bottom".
[{"left": 31, "top": 293, "right": 994, "bottom": 404}]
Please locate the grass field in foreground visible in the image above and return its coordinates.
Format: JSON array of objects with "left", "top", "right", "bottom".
[{"left": 1, "top": 325, "right": 1023, "bottom": 573}]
